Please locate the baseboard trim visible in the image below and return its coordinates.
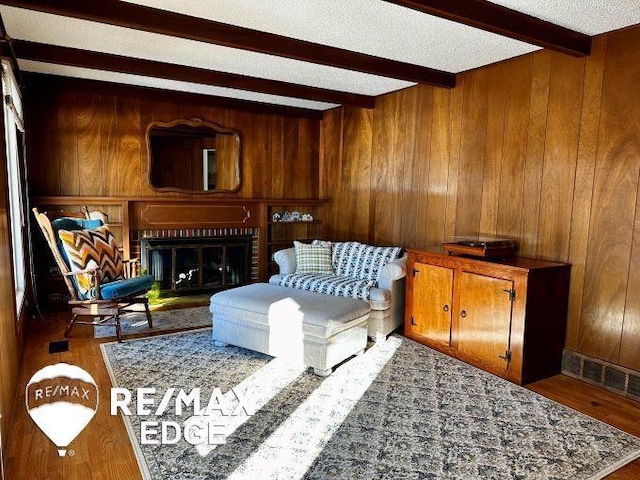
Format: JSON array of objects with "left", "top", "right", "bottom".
[{"left": 562, "top": 349, "right": 640, "bottom": 402}]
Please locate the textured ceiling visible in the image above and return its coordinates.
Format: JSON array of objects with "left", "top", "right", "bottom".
[
  {"left": 488, "top": 0, "right": 640, "bottom": 35},
  {"left": 1, "top": 1, "right": 640, "bottom": 111}
]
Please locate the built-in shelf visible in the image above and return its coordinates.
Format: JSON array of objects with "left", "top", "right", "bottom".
[
  {"left": 266, "top": 201, "right": 324, "bottom": 277},
  {"left": 268, "top": 220, "right": 321, "bottom": 225}
]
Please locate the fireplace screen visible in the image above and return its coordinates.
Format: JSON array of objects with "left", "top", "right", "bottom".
[{"left": 142, "top": 236, "right": 251, "bottom": 295}]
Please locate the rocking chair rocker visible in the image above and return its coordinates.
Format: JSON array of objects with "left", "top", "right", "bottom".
[{"left": 32, "top": 207, "right": 155, "bottom": 341}]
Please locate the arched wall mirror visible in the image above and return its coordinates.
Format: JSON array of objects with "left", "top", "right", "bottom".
[{"left": 146, "top": 118, "right": 241, "bottom": 193}]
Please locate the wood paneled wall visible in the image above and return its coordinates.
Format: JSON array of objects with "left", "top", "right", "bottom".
[
  {"left": 25, "top": 76, "right": 320, "bottom": 200},
  {"left": 321, "top": 26, "right": 640, "bottom": 372}
]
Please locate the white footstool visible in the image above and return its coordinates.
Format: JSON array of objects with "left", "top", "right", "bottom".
[{"left": 210, "top": 283, "right": 370, "bottom": 376}]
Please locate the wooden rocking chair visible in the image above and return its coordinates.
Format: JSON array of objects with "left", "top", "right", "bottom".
[{"left": 32, "top": 207, "right": 155, "bottom": 341}]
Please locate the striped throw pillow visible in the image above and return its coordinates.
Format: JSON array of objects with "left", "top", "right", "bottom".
[
  {"left": 58, "top": 225, "right": 125, "bottom": 299},
  {"left": 294, "top": 241, "right": 333, "bottom": 275}
]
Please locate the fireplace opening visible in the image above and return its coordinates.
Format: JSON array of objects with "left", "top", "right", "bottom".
[{"left": 141, "top": 236, "right": 252, "bottom": 295}]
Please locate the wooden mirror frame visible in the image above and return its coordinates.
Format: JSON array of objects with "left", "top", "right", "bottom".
[{"left": 146, "top": 118, "right": 242, "bottom": 194}]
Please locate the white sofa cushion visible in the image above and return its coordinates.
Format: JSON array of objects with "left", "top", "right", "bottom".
[
  {"left": 268, "top": 276, "right": 389, "bottom": 311},
  {"left": 314, "top": 241, "right": 402, "bottom": 281},
  {"left": 279, "top": 273, "right": 375, "bottom": 301}
]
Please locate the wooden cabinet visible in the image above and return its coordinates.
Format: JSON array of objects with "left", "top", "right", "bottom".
[
  {"left": 409, "top": 262, "right": 453, "bottom": 345},
  {"left": 405, "top": 249, "right": 570, "bottom": 385},
  {"left": 455, "top": 271, "right": 514, "bottom": 372}
]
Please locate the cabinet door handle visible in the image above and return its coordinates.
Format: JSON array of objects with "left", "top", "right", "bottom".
[
  {"left": 443, "top": 305, "right": 449, "bottom": 312},
  {"left": 460, "top": 310, "right": 467, "bottom": 318}
]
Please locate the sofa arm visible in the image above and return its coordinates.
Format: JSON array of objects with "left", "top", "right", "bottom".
[
  {"left": 369, "top": 287, "right": 391, "bottom": 311},
  {"left": 273, "top": 247, "right": 296, "bottom": 275},
  {"left": 377, "top": 254, "right": 407, "bottom": 291}
]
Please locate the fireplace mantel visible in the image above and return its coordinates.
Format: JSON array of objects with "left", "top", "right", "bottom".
[
  {"left": 132, "top": 201, "right": 258, "bottom": 230},
  {"left": 31, "top": 196, "right": 327, "bottom": 282}
]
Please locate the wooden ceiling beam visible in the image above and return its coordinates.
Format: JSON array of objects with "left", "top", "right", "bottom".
[
  {"left": 24, "top": 72, "right": 325, "bottom": 119},
  {"left": 384, "top": 0, "right": 591, "bottom": 57},
  {"left": 13, "top": 40, "right": 375, "bottom": 108},
  {"left": 2, "top": 0, "right": 456, "bottom": 87}
]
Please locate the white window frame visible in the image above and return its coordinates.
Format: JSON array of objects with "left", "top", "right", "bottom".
[{"left": 2, "top": 59, "right": 26, "bottom": 314}]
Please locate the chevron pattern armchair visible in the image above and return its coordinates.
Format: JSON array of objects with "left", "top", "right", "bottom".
[{"left": 32, "top": 207, "right": 155, "bottom": 341}]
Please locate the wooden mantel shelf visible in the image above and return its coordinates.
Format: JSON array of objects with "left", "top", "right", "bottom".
[
  {"left": 32, "top": 196, "right": 329, "bottom": 204},
  {"left": 31, "top": 196, "right": 328, "bottom": 282}
]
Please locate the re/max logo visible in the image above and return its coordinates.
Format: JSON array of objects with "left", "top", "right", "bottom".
[{"left": 110, "top": 387, "right": 253, "bottom": 446}]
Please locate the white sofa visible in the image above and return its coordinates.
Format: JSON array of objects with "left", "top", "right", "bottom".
[{"left": 269, "top": 241, "right": 407, "bottom": 341}]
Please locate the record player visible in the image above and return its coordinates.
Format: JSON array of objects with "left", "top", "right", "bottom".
[{"left": 443, "top": 236, "right": 516, "bottom": 258}]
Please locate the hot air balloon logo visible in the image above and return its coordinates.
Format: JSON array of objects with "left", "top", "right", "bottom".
[{"left": 26, "top": 363, "right": 99, "bottom": 456}]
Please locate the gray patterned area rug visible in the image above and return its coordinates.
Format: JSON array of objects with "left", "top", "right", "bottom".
[
  {"left": 100, "top": 331, "right": 640, "bottom": 480},
  {"left": 94, "top": 306, "right": 211, "bottom": 338}
]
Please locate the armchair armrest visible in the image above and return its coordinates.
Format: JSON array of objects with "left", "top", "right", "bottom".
[
  {"left": 377, "top": 254, "right": 407, "bottom": 290},
  {"left": 63, "top": 266, "right": 101, "bottom": 299},
  {"left": 273, "top": 247, "right": 297, "bottom": 275},
  {"left": 62, "top": 267, "right": 99, "bottom": 277}
]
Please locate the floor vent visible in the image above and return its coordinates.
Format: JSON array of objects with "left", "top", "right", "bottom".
[
  {"left": 604, "top": 366, "right": 626, "bottom": 391},
  {"left": 628, "top": 375, "right": 640, "bottom": 400},
  {"left": 583, "top": 359, "right": 603, "bottom": 383},
  {"left": 48, "top": 340, "right": 69, "bottom": 354},
  {"left": 562, "top": 349, "right": 640, "bottom": 402},
  {"left": 562, "top": 351, "right": 582, "bottom": 376}
]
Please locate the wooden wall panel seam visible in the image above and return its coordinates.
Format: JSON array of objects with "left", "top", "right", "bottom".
[
  {"left": 444, "top": 75, "right": 465, "bottom": 240},
  {"left": 535, "top": 52, "right": 584, "bottom": 261},
  {"left": 418, "top": 87, "right": 435, "bottom": 246},
  {"left": 480, "top": 64, "right": 508, "bottom": 237},
  {"left": 427, "top": 88, "right": 452, "bottom": 246},
  {"left": 562, "top": 67, "right": 589, "bottom": 262},
  {"left": 519, "top": 51, "right": 551, "bottom": 258},
  {"left": 620, "top": 177, "right": 640, "bottom": 354},
  {"left": 564, "top": 36, "right": 607, "bottom": 351}
]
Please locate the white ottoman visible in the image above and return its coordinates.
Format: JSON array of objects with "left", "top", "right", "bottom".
[{"left": 210, "top": 283, "right": 370, "bottom": 376}]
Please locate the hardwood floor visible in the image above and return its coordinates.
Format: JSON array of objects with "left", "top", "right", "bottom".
[
  {"left": 5, "top": 313, "right": 142, "bottom": 480},
  {"left": 4, "top": 314, "right": 640, "bottom": 479},
  {"left": 527, "top": 375, "right": 640, "bottom": 479}
]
